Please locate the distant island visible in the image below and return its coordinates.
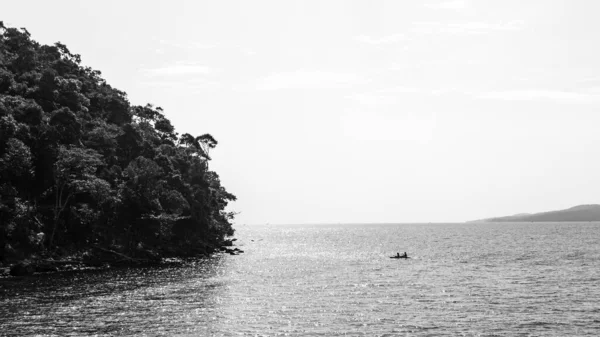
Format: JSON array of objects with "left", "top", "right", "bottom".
[{"left": 470, "top": 204, "right": 600, "bottom": 222}]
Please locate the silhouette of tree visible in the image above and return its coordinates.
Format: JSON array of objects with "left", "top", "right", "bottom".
[{"left": 0, "top": 24, "right": 236, "bottom": 263}]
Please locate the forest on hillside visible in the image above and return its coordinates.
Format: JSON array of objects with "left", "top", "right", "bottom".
[{"left": 0, "top": 22, "right": 237, "bottom": 265}]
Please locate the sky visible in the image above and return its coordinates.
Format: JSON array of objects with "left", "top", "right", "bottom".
[{"left": 4, "top": 0, "right": 600, "bottom": 224}]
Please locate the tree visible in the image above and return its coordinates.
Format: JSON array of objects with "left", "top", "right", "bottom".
[
  {"left": 0, "top": 138, "right": 34, "bottom": 182},
  {"left": 196, "top": 133, "right": 218, "bottom": 160},
  {"left": 0, "top": 23, "right": 237, "bottom": 263},
  {"left": 50, "top": 146, "right": 110, "bottom": 248}
]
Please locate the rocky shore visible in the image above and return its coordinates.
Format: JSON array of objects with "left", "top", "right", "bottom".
[{"left": 1, "top": 239, "right": 243, "bottom": 277}]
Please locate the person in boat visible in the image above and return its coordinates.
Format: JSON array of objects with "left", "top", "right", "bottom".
[{"left": 392, "top": 252, "right": 408, "bottom": 258}]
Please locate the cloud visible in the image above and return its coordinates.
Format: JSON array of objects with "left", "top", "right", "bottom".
[
  {"left": 141, "top": 63, "right": 215, "bottom": 76},
  {"left": 342, "top": 110, "right": 438, "bottom": 145},
  {"left": 350, "top": 86, "right": 600, "bottom": 105},
  {"left": 140, "top": 78, "right": 223, "bottom": 90},
  {"left": 355, "top": 34, "right": 407, "bottom": 45},
  {"left": 378, "top": 86, "right": 439, "bottom": 94},
  {"left": 348, "top": 87, "right": 465, "bottom": 105},
  {"left": 255, "top": 70, "right": 364, "bottom": 90},
  {"left": 158, "top": 39, "right": 217, "bottom": 50},
  {"left": 156, "top": 39, "right": 257, "bottom": 56},
  {"left": 425, "top": 0, "right": 468, "bottom": 10},
  {"left": 413, "top": 20, "right": 525, "bottom": 35},
  {"left": 477, "top": 89, "right": 600, "bottom": 104},
  {"left": 356, "top": 20, "right": 525, "bottom": 46},
  {"left": 582, "top": 86, "right": 600, "bottom": 94},
  {"left": 348, "top": 92, "right": 400, "bottom": 105},
  {"left": 577, "top": 77, "right": 600, "bottom": 84}
]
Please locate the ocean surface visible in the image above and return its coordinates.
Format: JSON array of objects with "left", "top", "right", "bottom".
[{"left": 1, "top": 222, "right": 599, "bottom": 336}]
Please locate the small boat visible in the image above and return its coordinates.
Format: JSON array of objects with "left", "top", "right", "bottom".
[{"left": 390, "top": 252, "right": 409, "bottom": 259}]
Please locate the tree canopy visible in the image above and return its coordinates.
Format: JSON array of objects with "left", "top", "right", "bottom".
[{"left": 0, "top": 22, "right": 236, "bottom": 262}]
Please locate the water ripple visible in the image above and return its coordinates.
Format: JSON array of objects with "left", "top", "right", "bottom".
[{"left": 1, "top": 222, "right": 599, "bottom": 335}]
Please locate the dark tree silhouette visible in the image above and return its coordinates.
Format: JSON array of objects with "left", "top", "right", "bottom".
[{"left": 0, "top": 24, "right": 236, "bottom": 263}]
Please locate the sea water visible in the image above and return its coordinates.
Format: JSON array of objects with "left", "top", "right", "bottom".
[{"left": 1, "top": 222, "right": 599, "bottom": 336}]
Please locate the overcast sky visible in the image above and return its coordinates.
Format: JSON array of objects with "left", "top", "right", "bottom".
[{"left": 5, "top": 0, "right": 600, "bottom": 224}]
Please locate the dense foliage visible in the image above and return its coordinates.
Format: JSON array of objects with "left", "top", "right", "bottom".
[{"left": 0, "top": 23, "right": 236, "bottom": 263}]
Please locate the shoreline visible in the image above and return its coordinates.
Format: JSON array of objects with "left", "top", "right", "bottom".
[{"left": 1, "top": 239, "right": 242, "bottom": 278}]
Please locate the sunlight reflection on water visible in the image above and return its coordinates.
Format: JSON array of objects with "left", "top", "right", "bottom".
[{"left": 1, "top": 222, "right": 599, "bottom": 336}]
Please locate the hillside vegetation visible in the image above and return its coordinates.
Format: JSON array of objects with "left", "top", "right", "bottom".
[
  {"left": 0, "top": 23, "right": 236, "bottom": 265},
  {"left": 472, "top": 205, "right": 600, "bottom": 222}
]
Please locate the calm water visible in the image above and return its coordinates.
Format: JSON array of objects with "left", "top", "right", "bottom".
[{"left": 1, "top": 222, "right": 599, "bottom": 336}]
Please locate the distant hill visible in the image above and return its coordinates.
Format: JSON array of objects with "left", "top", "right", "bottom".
[{"left": 471, "top": 204, "right": 600, "bottom": 222}]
